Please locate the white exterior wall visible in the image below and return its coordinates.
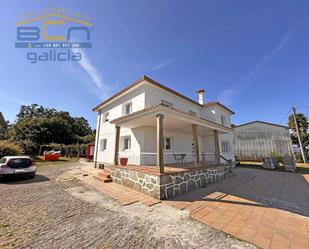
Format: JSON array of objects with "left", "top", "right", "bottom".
[
  {"left": 203, "top": 106, "right": 232, "bottom": 127},
  {"left": 144, "top": 84, "right": 201, "bottom": 114},
  {"left": 94, "top": 85, "right": 147, "bottom": 164},
  {"left": 219, "top": 133, "right": 235, "bottom": 160},
  {"left": 203, "top": 106, "right": 234, "bottom": 161},
  {"left": 142, "top": 127, "right": 219, "bottom": 164}
]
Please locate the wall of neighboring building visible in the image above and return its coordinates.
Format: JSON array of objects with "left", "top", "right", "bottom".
[
  {"left": 233, "top": 122, "right": 294, "bottom": 161},
  {"left": 0, "top": 112, "right": 7, "bottom": 128}
]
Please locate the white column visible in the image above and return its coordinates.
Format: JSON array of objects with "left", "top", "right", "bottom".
[
  {"left": 156, "top": 114, "right": 164, "bottom": 173},
  {"left": 192, "top": 124, "right": 200, "bottom": 167},
  {"left": 214, "top": 130, "right": 220, "bottom": 164},
  {"left": 114, "top": 126, "right": 121, "bottom": 165}
]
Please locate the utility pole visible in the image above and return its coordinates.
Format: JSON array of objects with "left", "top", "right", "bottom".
[{"left": 292, "top": 107, "right": 307, "bottom": 163}]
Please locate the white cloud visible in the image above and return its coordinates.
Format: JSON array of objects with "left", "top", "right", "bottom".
[
  {"left": 151, "top": 59, "right": 173, "bottom": 71},
  {"left": 219, "top": 28, "right": 294, "bottom": 105},
  {"left": 239, "top": 28, "right": 294, "bottom": 83},
  {"left": 0, "top": 94, "right": 29, "bottom": 106},
  {"left": 60, "top": 48, "right": 111, "bottom": 100},
  {"left": 218, "top": 86, "right": 244, "bottom": 106}
]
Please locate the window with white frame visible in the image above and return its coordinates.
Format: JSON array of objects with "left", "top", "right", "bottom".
[
  {"left": 123, "top": 102, "right": 132, "bottom": 115},
  {"left": 161, "top": 100, "right": 173, "bottom": 108},
  {"left": 121, "top": 136, "right": 131, "bottom": 150},
  {"left": 100, "top": 139, "right": 107, "bottom": 151},
  {"left": 221, "top": 114, "right": 227, "bottom": 126},
  {"left": 164, "top": 137, "right": 172, "bottom": 150},
  {"left": 103, "top": 112, "right": 109, "bottom": 122},
  {"left": 221, "top": 140, "right": 230, "bottom": 153}
]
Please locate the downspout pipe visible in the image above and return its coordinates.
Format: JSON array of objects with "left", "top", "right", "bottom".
[{"left": 94, "top": 111, "right": 102, "bottom": 168}]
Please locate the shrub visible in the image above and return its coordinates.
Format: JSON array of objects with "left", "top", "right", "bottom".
[
  {"left": 269, "top": 151, "right": 283, "bottom": 164},
  {"left": 0, "top": 141, "right": 23, "bottom": 158},
  {"left": 19, "top": 140, "right": 39, "bottom": 156},
  {"left": 294, "top": 152, "right": 309, "bottom": 163}
]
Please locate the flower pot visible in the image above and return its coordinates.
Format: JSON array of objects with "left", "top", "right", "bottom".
[{"left": 120, "top": 157, "right": 128, "bottom": 166}]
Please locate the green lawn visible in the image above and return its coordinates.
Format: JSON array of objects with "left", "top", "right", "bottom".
[
  {"left": 239, "top": 161, "right": 309, "bottom": 174},
  {"left": 33, "top": 156, "right": 79, "bottom": 167}
]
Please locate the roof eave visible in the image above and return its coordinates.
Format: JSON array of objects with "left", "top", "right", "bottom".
[
  {"left": 235, "top": 120, "right": 289, "bottom": 129},
  {"left": 92, "top": 75, "right": 203, "bottom": 112},
  {"left": 203, "top": 102, "right": 235, "bottom": 115},
  {"left": 110, "top": 105, "right": 232, "bottom": 133}
]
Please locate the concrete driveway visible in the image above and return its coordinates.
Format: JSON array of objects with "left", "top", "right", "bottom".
[{"left": 164, "top": 168, "right": 309, "bottom": 249}]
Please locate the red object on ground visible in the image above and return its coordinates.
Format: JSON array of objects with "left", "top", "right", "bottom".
[
  {"left": 120, "top": 158, "right": 128, "bottom": 166},
  {"left": 44, "top": 154, "right": 60, "bottom": 161},
  {"left": 86, "top": 144, "right": 95, "bottom": 160}
]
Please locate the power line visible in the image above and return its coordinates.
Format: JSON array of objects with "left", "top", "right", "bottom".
[
  {"left": 295, "top": 105, "right": 309, "bottom": 110},
  {"left": 279, "top": 108, "right": 292, "bottom": 125}
]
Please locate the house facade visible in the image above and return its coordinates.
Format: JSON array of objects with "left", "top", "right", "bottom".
[
  {"left": 93, "top": 76, "right": 235, "bottom": 170},
  {"left": 233, "top": 121, "right": 294, "bottom": 161}
]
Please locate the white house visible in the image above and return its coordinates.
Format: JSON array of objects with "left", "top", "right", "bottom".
[{"left": 93, "top": 76, "right": 235, "bottom": 172}]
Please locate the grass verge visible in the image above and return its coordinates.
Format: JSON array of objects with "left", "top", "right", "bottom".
[
  {"left": 33, "top": 156, "right": 79, "bottom": 167},
  {"left": 239, "top": 161, "right": 309, "bottom": 174}
]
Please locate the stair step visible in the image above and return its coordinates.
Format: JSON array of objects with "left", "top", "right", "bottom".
[
  {"left": 104, "top": 167, "right": 113, "bottom": 173},
  {"left": 98, "top": 171, "right": 111, "bottom": 178},
  {"left": 93, "top": 175, "right": 112, "bottom": 183}
]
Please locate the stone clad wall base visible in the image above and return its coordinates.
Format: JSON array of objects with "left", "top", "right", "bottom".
[
  {"left": 159, "top": 166, "right": 230, "bottom": 199},
  {"left": 111, "top": 167, "right": 161, "bottom": 199},
  {"left": 110, "top": 165, "right": 231, "bottom": 200}
]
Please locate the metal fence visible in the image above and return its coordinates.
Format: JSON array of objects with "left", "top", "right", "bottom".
[{"left": 117, "top": 152, "right": 217, "bottom": 168}]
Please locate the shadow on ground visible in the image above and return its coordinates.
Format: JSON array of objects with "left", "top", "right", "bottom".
[
  {"left": 169, "top": 168, "right": 309, "bottom": 217},
  {"left": 0, "top": 174, "right": 50, "bottom": 184}
]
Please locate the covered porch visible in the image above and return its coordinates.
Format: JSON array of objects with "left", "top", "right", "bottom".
[
  {"left": 110, "top": 104, "right": 233, "bottom": 173},
  {"left": 103, "top": 105, "right": 234, "bottom": 199}
]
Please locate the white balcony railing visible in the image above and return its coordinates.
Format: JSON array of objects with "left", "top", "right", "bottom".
[{"left": 118, "top": 151, "right": 217, "bottom": 168}]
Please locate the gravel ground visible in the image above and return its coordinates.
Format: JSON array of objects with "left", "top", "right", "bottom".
[{"left": 0, "top": 163, "right": 256, "bottom": 249}]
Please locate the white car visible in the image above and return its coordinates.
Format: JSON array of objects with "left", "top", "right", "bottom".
[{"left": 0, "top": 156, "right": 36, "bottom": 179}]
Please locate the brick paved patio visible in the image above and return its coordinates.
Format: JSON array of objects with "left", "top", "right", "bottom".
[
  {"left": 84, "top": 176, "right": 161, "bottom": 206},
  {"left": 163, "top": 168, "right": 309, "bottom": 249}
]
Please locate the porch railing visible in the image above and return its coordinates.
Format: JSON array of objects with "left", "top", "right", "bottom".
[{"left": 117, "top": 151, "right": 218, "bottom": 168}]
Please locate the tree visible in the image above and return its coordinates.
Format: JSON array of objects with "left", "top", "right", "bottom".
[
  {"left": 72, "top": 117, "right": 92, "bottom": 138},
  {"left": 17, "top": 104, "right": 57, "bottom": 119},
  {"left": 0, "top": 127, "right": 6, "bottom": 140},
  {"left": 288, "top": 113, "right": 308, "bottom": 134},
  {"left": 10, "top": 104, "right": 95, "bottom": 154},
  {"left": 288, "top": 112, "right": 309, "bottom": 148},
  {"left": 0, "top": 113, "right": 9, "bottom": 140}
]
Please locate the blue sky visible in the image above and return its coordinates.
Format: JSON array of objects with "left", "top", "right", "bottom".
[{"left": 0, "top": 1, "right": 309, "bottom": 128}]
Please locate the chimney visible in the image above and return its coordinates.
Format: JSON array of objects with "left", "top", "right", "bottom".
[{"left": 196, "top": 89, "right": 205, "bottom": 105}]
